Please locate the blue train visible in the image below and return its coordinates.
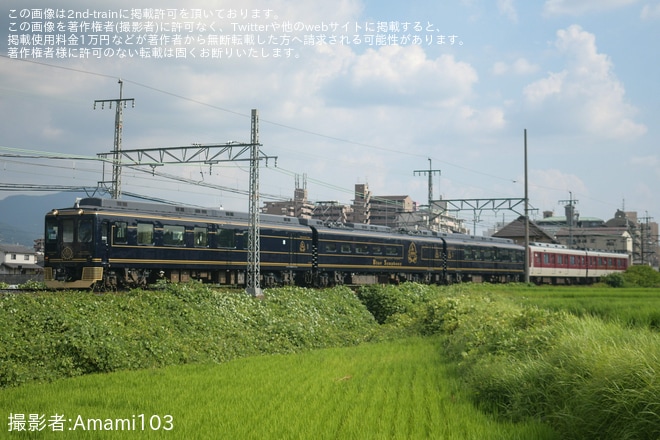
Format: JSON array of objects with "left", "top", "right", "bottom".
[{"left": 43, "top": 197, "right": 527, "bottom": 289}]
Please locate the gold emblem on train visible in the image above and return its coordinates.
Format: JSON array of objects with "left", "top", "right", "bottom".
[
  {"left": 408, "top": 242, "right": 418, "bottom": 264},
  {"left": 61, "top": 246, "right": 74, "bottom": 260}
]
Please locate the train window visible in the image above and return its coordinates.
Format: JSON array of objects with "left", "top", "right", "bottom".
[
  {"left": 194, "top": 227, "right": 208, "bottom": 247},
  {"left": 385, "top": 246, "right": 398, "bottom": 256},
  {"left": 115, "top": 222, "right": 128, "bottom": 244},
  {"left": 557, "top": 255, "right": 563, "bottom": 265},
  {"left": 163, "top": 225, "right": 185, "bottom": 246},
  {"left": 62, "top": 219, "right": 74, "bottom": 243},
  {"left": 217, "top": 228, "right": 235, "bottom": 248},
  {"left": 341, "top": 244, "right": 352, "bottom": 253},
  {"left": 570, "top": 256, "right": 576, "bottom": 266},
  {"left": 355, "top": 244, "right": 369, "bottom": 254},
  {"left": 137, "top": 223, "right": 154, "bottom": 245},
  {"left": 325, "top": 243, "right": 337, "bottom": 253},
  {"left": 46, "top": 219, "right": 58, "bottom": 242},
  {"left": 101, "top": 221, "right": 109, "bottom": 244},
  {"left": 543, "top": 254, "right": 549, "bottom": 265},
  {"left": 372, "top": 245, "right": 383, "bottom": 255},
  {"left": 78, "top": 218, "right": 93, "bottom": 243}
]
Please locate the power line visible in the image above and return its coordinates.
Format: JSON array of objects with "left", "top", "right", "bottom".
[{"left": 1, "top": 55, "right": 519, "bottom": 184}]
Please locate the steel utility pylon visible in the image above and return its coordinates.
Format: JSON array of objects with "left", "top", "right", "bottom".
[
  {"left": 94, "top": 79, "right": 134, "bottom": 199},
  {"left": 246, "top": 109, "right": 262, "bottom": 297},
  {"left": 97, "top": 109, "right": 276, "bottom": 296},
  {"left": 414, "top": 158, "right": 441, "bottom": 210}
]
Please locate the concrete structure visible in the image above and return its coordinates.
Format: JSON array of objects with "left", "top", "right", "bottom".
[
  {"left": 262, "top": 186, "right": 314, "bottom": 219},
  {"left": 554, "top": 227, "right": 632, "bottom": 255},
  {"left": 605, "top": 210, "right": 658, "bottom": 266}
]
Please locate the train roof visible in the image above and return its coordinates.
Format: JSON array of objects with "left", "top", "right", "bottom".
[
  {"left": 59, "top": 198, "right": 518, "bottom": 247},
  {"left": 529, "top": 241, "right": 628, "bottom": 256},
  {"left": 63, "top": 197, "right": 304, "bottom": 227}
]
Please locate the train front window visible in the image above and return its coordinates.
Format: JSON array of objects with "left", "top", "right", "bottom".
[
  {"left": 46, "top": 219, "right": 58, "bottom": 242},
  {"left": 78, "top": 218, "right": 93, "bottom": 243},
  {"left": 62, "top": 219, "right": 74, "bottom": 243}
]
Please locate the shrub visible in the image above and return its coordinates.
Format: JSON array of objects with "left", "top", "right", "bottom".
[
  {"left": 0, "top": 284, "right": 378, "bottom": 388},
  {"left": 623, "top": 265, "right": 660, "bottom": 287},
  {"left": 356, "top": 282, "right": 434, "bottom": 324},
  {"left": 602, "top": 272, "right": 625, "bottom": 288}
]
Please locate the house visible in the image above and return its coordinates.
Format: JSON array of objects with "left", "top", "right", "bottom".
[
  {"left": 492, "top": 216, "right": 557, "bottom": 245},
  {"left": 0, "top": 244, "right": 43, "bottom": 277}
]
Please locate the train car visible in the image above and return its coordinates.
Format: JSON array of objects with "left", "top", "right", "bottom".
[
  {"left": 310, "top": 223, "right": 449, "bottom": 286},
  {"left": 529, "top": 242, "right": 629, "bottom": 284},
  {"left": 444, "top": 234, "right": 525, "bottom": 284},
  {"left": 43, "top": 197, "right": 628, "bottom": 290},
  {"left": 44, "top": 198, "right": 314, "bottom": 289}
]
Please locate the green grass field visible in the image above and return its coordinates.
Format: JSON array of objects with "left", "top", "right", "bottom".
[
  {"left": 1, "top": 337, "right": 558, "bottom": 439},
  {"left": 2, "top": 282, "right": 659, "bottom": 439},
  {"left": 489, "top": 284, "right": 660, "bottom": 329}
]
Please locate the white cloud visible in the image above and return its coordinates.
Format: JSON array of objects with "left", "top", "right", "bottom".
[
  {"left": 630, "top": 155, "right": 659, "bottom": 166},
  {"left": 529, "top": 169, "right": 589, "bottom": 214},
  {"left": 325, "top": 44, "right": 478, "bottom": 108},
  {"left": 641, "top": 3, "right": 660, "bottom": 19},
  {"left": 523, "top": 25, "right": 646, "bottom": 139},
  {"left": 493, "top": 58, "right": 540, "bottom": 75},
  {"left": 498, "top": 0, "right": 519, "bottom": 22},
  {"left": 523, "top": 71, "right": 566, "bottom": 103},
  {"left": 543, "top": 0, "right": 639, "bottom": 16}
]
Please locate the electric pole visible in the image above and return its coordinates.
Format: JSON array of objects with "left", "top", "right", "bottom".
[
  {"left": 94, "top": 79, "right": 134, "bottom": 199},
  {"left": 559, "top": 192, "right": 579, "bottom": 249},
  {"left": 524, "top": 129, "right": 529, "bottom": 283},
  {"left": 414, "top": 158, "right": 441, "bottom": 209},
  {"left": 246, "top": 109, "right": 263, "bottom": 297},
  {"left": 640, "top": 212, "right": 654, "bottom": 265},
  {"left": 414, "top": 158, "right": 441, "bottom": 227}
]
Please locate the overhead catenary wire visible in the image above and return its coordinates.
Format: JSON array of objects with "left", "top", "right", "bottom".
[{"left": 0, "top": 55, "right": 631, "bottom": 228}]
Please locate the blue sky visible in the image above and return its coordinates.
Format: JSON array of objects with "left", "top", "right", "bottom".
[{"left": 1, "top": 0, "right": 659, "bottom": 234}]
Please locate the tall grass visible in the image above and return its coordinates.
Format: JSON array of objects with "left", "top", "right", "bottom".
[
  {"left": 3, "top": 282, "right": 659, "bottom": 439},
  {"left": 1, "top": 338, "right": 558, "bottom": 439},
  {"left": 413, "top": 285, "right": 660, "bottom": 440},
  {"left": 500, "top": 285, "right": 660, "bottom": 330}
]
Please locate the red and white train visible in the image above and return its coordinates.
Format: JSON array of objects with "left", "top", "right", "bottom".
[{"left": 528, "top": 242, "right": 629, "bottom": 285}]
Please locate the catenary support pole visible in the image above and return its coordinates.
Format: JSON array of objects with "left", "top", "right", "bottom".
[{"left": 524, "top": 129, "right": 530, "bottom": 284}]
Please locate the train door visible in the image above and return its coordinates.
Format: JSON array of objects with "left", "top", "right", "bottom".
[
  {"left": 100, "top": 220, "right": 110, "bottom": 264},
  {"left": 309, "top": 226, "right": 319, "bottom": 286},
  {"left": 426, "top": 241, "right": 445, "bottom": 283},
  {"left": 287, "top": 232, "right": 297, "bottom": 267}
]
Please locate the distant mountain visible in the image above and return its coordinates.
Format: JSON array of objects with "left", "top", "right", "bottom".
[{"left": 0, "top": 192, "right": 88, "bottom": 247}]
